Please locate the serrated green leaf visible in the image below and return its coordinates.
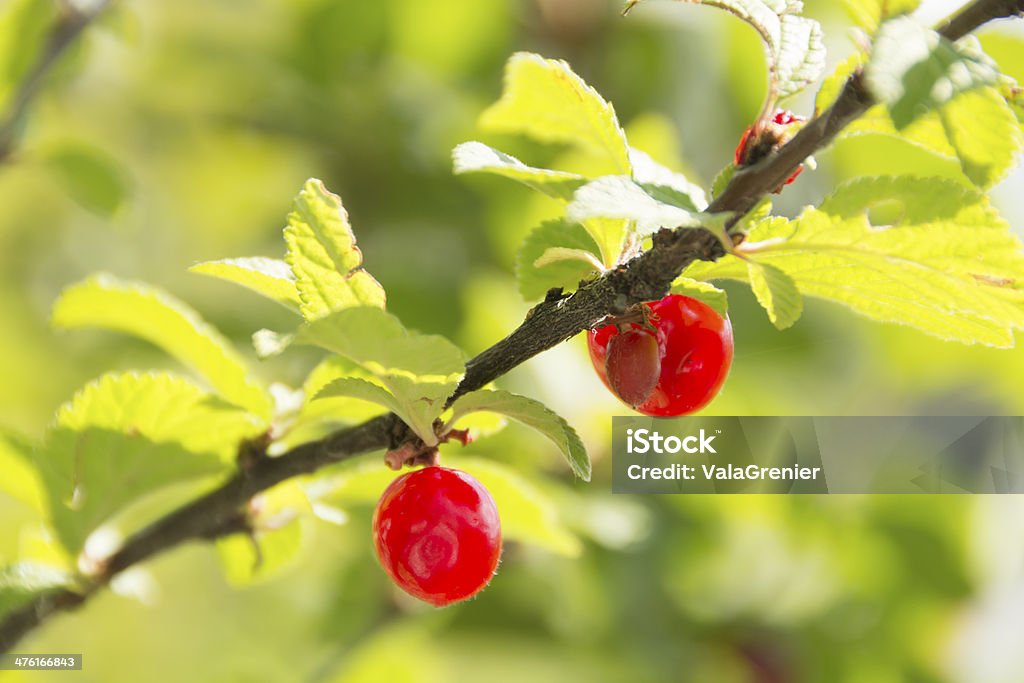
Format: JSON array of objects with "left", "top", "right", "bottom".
[
  {"left": 0, "top": 563, "right": 70, "bottom": 618},
  {"left": 285, "top": 179, "right": 386, "bottom": 320},
  {"left": 865, "top": 17, "right": 998, "bottom": 128},
  {"left": 452, "top": 141, "right": 586, "bottom": 201},
  {"left": 190, "top": 257, "right": 302, "bottom": 312},
  {"left": 34, "top": 372, "right": 263, "bottom": 554},
  {"left": 649, "top": 1, "right": 824, "bottom": 100},
  {"left": 567, "top": 175, "right": 703, "bottom": 237},
  {"left": 747, "top": 261, "right": 803, "bottom": 329},
  {"left": 216, "top": 481, "right": 309, "bottom": 586},
  {"left": 842, "top": 0, "right": 921, "bottom": 33},
  {"left": 479, "top": 52, "right": 632, "bottom": 175},
  {"left": 0, "top": 430, "right": 45, "bottom": 514},
  {"left": 323, "top": 456, "right": 581, "bottom": 556},
  {"left": 313, "top": 377, "right": 403, "bottom": 416},
  {"left": 629, "top": 148, "right": 708, "bottom": 211},
  {"left": 277, "top": 357, "right": 390, "bottom": 451},
  {"left": 938, "top": 86, "right": 1024, "bottom": 188},
  {"left": 818, "top": 54, "right": 1017, "bottom": 187},
  {"left": 516, "top": 220, "right": 603, "bottom": 301},
  {"left": 447, "top": 389, "right": 590, "bottom": 481},
  {"left": 685, "top": 177, "right": 1024, "bottom": 347},
  {"left": 52, "top": 274, "right": 272, "bottom": 419},
  {"left": 775, "top": 13, "right": 827, "bottom": 99},
  {"left": 44, "top": 143, "right": 129, "bottom": 217},
  {"left": 670, "top": 278, "right": 729, "bottom": 317},
  {"left": 297, "top": 307, "right": 465, "bottom": 445}
]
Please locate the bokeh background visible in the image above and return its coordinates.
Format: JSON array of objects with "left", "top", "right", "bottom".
[{"left": 2, "top": 0, "right": 1024, "bottom": 681}]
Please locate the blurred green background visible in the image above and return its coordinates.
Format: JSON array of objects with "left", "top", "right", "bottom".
[{"left": 2, "top": 0, "right": 1024, "bottom": 681}]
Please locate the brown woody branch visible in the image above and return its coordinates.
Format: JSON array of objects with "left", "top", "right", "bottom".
[{"left": 1, "top": 0, "right": 1020, "bottom": 655}]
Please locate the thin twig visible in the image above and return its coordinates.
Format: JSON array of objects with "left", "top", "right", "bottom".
[
  {"left": 1, "top": 0, "right": 1019, "bottom": 655},
  {"left": 0, "top": 0, "right": 113, "bottom": 162}
]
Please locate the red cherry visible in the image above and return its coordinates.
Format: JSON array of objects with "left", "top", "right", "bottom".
[
  {"left": 605, "top": 329, "right": 661, "bottom": 408},
  {"left": 588, "top": 294, "right": 733, "bottom": 416},
  {"left": 734, "top": 109, "right": 805, "bottom": 189},
  {"left": 373, "top": 466, "right": 501, "bottom": 607}
]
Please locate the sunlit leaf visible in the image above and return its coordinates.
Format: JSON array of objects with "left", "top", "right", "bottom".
[
  {"left": 285, "top": 179, "right": 386, "bottom": 320},
  {"left": 670, "top": 277, "right": 729, "bottom": 317},
  {"left": 447, "top": 390, "right": 590, "bottom": 481},
  {"left": 747, "top": 260, "right": 803, "bottom": 329},
  {"left": 34, "top": 372, "right": 263, "bottom": 554},
  {"left": 190, "top": 257, "right": 302, "bottom": 312},
  {"left": 52, "top": 274, "right": 272, "bottom": 419},
  {"left": 297, "top": 307, "right": 465, "bottom": 445},
  {"left": 685, "top": 177, "right": 1024, "bottom": 346},
  {"left": 865, "top": 17, "right": 998, "bottom": 128},
  {"left": 452, "top": 141, "right": 586, "bottom": 201},
  {"left": 479, "top": 53, "right": 632, "bottom": 175},
  {"left": 635, "top": 1, "right": 825, "bottom": 99}
]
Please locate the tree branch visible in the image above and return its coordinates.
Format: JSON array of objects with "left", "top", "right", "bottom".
[
  {"left": 1, "top": 0, "right": 1019, "bottom": 655},
  {"left": 0, "top": 0, "right": 113, "bottom": 163}
]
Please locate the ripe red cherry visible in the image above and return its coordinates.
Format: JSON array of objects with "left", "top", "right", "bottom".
[
  {"left": 734, "top": 109, "right": 806, "bottom": 189},
  {"left": 587, "top": 294, "right": 733, "bottom": 416},
  {"left": 373, "top": 466, "right": 501, "bottom": 607}
]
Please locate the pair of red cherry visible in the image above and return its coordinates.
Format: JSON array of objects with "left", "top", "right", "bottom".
[
  {"left": 371, "top": 111, "right": 804, "bottom": 607},
  {"left": 371, "top": 294, "right": 732, "bottom": 608}
]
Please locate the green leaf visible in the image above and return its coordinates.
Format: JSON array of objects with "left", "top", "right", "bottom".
[
  {"left": 865, "top": 17, "right": 998, "bottom": 128},
  {"left": 841, "top": 0, "right": 921, "bottom": 33},
  {"left": 285, "top": 178, "right": 386, "bottom": 320},
  {"left": 938, "top": 86, "right": 1024, "bottom": 188},
  {"left": 747, "top": 261, "right": 803, "bottom": 329},
  {"left": 299, "top": 357, "right": 389, "bottom": 423},
  {"left": 190, "top": 257, "right": 302, "bottom": 312},
  {"left": 629, "top": 148, "right": 708, "bottom": 211},
  {"left": 670, "top": 278, "right": 729, "bottom": 317},
  {"left": 313, "top": 377, "right": 403, "bottom": 416},
  {"left": 685, "top": 177, "right": 1024, "bottom": 347},
  {"left": 277, "top": 357, "right": 390, "bottom": 451},
  {"left": 447, "top": 389, "right": 590, "bottom": 481},
  {"left": 44, "top": 143, "right": 129, "bottom": 217},
  {"left": 323, "top": 456, "right": 581, "bottom": 556},
  {"left": 34, "top": 372, "right": 263, "bottom": 554},
  {"left": 819, "top": 54, "right": 1019, "bottom": 187},
  {"left": 52, "top": 274, "right": 272, "bottom": 419},
  {"left": 479, "top": 52, "right": 632, "bottom": 175},
  {"left": 643, "top": 1, "right": 824, "bottom": 99},
  {"left": 452, "top": 141, "right": 586, "bottom": 201},
  {"left": 567, "top": 175, "right": 703, "bottom": 237},
  {"left": 297, "top": 307, "right": 465, "bottom": 445},
  {"left": 516, "top": 220, "right": 603, "bottom": 301},
  {"left": 0, "top": 563, "right": 70, "bottom": 618},
  {"left": 0, "top": 430, "right": 45, "bottom": 514}
]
